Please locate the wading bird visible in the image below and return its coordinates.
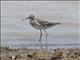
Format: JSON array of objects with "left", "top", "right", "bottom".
[{"left": 23, "top": 15, "right": 61, "bottom": 50}]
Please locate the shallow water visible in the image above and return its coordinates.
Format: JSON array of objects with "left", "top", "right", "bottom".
[{"left": 1, "top": 1, "right": 80, "bottom": 49}]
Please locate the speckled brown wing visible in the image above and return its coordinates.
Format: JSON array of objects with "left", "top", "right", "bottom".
[{"left": 38, "top": 19, "right": 60, "bottom": 28}]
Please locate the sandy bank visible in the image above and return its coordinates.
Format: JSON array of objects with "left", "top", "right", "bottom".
[{"left": 1, "top": 47, "right": 80, "bottom": 60}]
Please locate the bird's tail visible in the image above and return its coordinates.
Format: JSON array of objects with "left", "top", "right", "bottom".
[
  {"left": 55, "top": 23, "right": 61, "bottom": 25},
  {"left": 50, "top": 22, "right": 61, "bottom": 26}
]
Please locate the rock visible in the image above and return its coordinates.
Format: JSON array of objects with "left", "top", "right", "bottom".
[{"left": 32, "top": 50, "right": 53, "bottom": 60}]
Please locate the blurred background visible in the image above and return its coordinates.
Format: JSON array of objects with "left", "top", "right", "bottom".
[{"left": 1, "top": 1, "right": 80, "bottom": 49}]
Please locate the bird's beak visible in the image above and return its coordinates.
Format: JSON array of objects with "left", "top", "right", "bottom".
[{"left": 22, "top": 17, "right": 29, "bottom": 21}]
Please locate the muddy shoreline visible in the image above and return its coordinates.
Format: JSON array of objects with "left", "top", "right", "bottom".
[{"left": 1, "top": 47, "right": 80, "bottom": 60}]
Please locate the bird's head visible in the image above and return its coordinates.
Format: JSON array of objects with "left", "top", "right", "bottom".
[{"left": 23, "top": 14, "right": 35, "bottom": 21}]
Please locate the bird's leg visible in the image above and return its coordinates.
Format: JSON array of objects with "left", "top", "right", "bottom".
[
  {"left": 39, "top": 29, "right": 43, "bottom": 50},
  {"left": 44, "top": 29, "right": 48, "bottom": 50}
]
